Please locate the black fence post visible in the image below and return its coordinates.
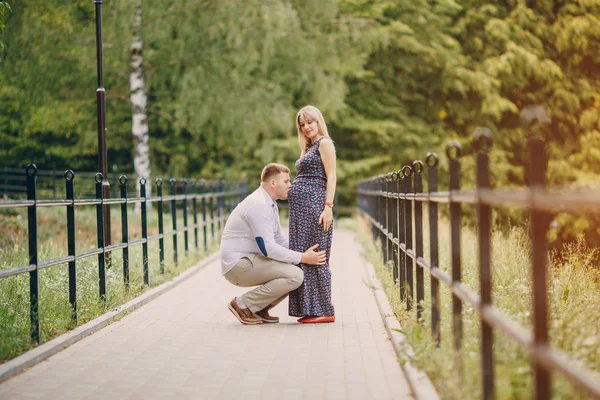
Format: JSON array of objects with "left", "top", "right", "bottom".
[
  {"left": 209, "top": 181, "right": 215, "bottom": 240},
  {"left": 474, "top": 128, "right": 495, "bottom": 399},
  {"left": 120, "top": 176, "right": 130, "bottom": 288},
  {"left": 413, "top": 160, "right": 425, "bottom": 323},
  {"left": 217, "top": 179, "right": 224, "bottom": 232},
  {"left": 388, "top": 173, "right": 395, "bottom": 269},
  {"left": 392, "top": 172, "right": 400, "bottom": 284},
  {"left": 26, "top": 164, "right": 40, "bottom": 343},
  {"left": 169, "top": 178, "right": 178, "bottom": 265},
  {"left": 384, "top": 174, "right": 390, "bottom": 268},
  {"left": 402, "top": 165, "right": 414, "bottom": 311},
  {"left": 372, "top": 177, "right": 378, "bottom": 242},
  {"left": 141, "top": 178, "right": 149, "bottom": 285},
  {"left": 398, "top": 171, "right": 406, "bottom": 301},
  {"left": 65, "top": 170, "right": 77, "bottom": 325},
  {"left": 447, "top": 141, "right": 463, "bottom": 369},
  {"left": 529, "top": 138, "right": 551, "bottom": 400},
  {"left": 192, "top": 179, "right": 199, "bottom": 250},
  {"left": 201, "top": 180, "right": 208, "bottom": 252},
  {"left": 426, "top": 152, "right": 440, "bottom": 346},
  {"left": 95, "top": 173, "right": 106, "bottom": 301},
  {"left": 183, "top": 179, "right": 189, "bottom": 253},
  {"left": 380, "top": 176, "right": 386, "bottom": 261},
  {"left": 156, "top": 178, "right": 165, "bottom": 274}
]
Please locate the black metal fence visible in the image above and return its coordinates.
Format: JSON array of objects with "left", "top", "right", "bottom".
[
  {"left": 358, "top": 132, "right": 600, "bottom": 399},
  {"left": 0, "top": 164, "right": 247, "bottom": 344},
  {"left": 1, "top": 165, "right": 165, "bottom": 199}
]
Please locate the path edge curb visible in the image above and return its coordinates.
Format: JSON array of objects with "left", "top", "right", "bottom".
[
  {"left": 361, "top": 257, "right": 440, "bottom": 400},
  {"left": 0, "top": 251, "right": 220, "bottom": 384}
]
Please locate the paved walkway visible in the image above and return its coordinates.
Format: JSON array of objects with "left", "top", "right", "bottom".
[{"left": 0, "top": 230, "right": 413, "bottom": 400}]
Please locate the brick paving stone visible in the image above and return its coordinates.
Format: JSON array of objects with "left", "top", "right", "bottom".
[{"left": 0, "top": 230, "right": 414, "bottom": 400}]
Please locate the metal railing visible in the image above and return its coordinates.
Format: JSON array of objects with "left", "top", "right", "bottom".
[
  {"left": 0, "top": 164, "right": 247, "bottom": 344},
  {"left": 358, "top": 131, "right": 600, "bottom": 399},
  {"left": 1, "top": 166, "right": 152, "bottom": 199}
]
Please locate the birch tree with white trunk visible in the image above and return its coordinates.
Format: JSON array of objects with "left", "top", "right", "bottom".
[{"left": 130, "top": 1, "right": 151, "bottom": 211}]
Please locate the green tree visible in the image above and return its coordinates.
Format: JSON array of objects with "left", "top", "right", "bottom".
[
  {"left": 0, "top": 1, "right": 11, "bottom": 60},
  {"left": 0, "top": 1, "right": 135, "bottom": 171},
  {"left": 139, "top": 0, "right": 371, "bottom": 179}
]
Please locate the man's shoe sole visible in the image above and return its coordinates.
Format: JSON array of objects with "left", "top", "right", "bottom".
[
  {"left": 227, "top": 302, "right": 262, "bottom": 325},
  {"left": 257, "top": 316, "right": 279, "bottom": 324}
]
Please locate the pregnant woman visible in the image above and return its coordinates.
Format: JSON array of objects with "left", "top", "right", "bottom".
[{"left": 288, "top": 105, "right": 337, "bottom": 324}]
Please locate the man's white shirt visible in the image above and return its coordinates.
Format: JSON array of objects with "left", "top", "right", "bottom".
[{"left": 220, "top": 186, "right": 302, "bottom": 275}]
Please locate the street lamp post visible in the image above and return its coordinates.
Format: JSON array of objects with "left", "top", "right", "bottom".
[{"left": 94, "top": 0, "right": 112, "bottom": 249}]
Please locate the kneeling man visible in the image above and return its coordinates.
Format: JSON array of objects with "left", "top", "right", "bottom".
[{"left": 221, "top": 163, "right": 326, "bottom": 324}]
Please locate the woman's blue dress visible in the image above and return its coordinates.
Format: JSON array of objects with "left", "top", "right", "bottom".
[{"left": 288, "top": 137, "right": 334, "bottom": 317}]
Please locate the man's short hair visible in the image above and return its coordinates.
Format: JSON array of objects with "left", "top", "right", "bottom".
[{"left": 261, "top": 163, "right": 290, "bottom": 182}]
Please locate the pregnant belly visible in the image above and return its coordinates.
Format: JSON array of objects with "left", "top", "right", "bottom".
[{"left": 289, "top": 181, "right": 326, "bottom": 206}]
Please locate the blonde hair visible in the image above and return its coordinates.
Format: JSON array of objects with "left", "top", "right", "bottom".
[
  {"left": 261, "top": 163, "right": 290, "bottom": 182},
  {"left": 296, "top": 105, "right": 331, "bottom": 155}
]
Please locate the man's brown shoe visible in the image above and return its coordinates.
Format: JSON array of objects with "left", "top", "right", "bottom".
[
  {"left": 228, "top": 299, "right": 262, "bottom": 325},
  {"left": 256, "top": 308, "right": 279, "bottom": 323}
]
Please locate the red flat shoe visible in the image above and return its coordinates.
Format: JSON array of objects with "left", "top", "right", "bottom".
[
  {"left": 297, "top": 316, "right": 308, "bottom": 323},
  {"left": 299, "top": 316, "right": 335, "bottom": 324}
]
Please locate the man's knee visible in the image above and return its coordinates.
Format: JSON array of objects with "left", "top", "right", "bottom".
[{"left": 289, "top": 268, "right": 304, "bottom": 289}]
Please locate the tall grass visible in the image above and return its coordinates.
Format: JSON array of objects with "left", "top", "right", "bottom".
[
  {"left": 0, "top": 205, "right": 222, "bottom": 363},
  {"left": 353, "top": 214, "right": 600, "bottom": 399}
]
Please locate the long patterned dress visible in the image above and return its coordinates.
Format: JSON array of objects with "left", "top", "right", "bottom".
[{"left": 288, "top": 137, "right": 335, "bottom": 317}]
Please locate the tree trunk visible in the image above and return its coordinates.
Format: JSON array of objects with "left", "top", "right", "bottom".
[{"left": 130, "top": 1, "right": 151, "bottom": 212}]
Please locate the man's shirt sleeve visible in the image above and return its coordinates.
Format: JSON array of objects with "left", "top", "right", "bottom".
[{"left": 245, "top": 204, "right": 302, "bottom": 264}]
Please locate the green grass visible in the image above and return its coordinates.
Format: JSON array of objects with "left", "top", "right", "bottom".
[
  {"left": 0, "top": 205, "right": 223, "bottom": 363},
  {"left": 351, "top": 213, "right": 600, "bottom": 400}
]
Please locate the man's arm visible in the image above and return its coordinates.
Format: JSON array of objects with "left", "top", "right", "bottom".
[{"left": 246, "top": 204, "right": 302, "bottom": 264}]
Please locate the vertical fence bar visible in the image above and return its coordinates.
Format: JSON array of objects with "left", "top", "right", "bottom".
[
  {"left": 65, "top": 170, "right": 77, "bottom": 325},
  {"left": 381, "top": 176, "right": 386, "bottom": 260},
  {"left": 375, "top": 178, "right": 380, "bottom": 249},
  {"left": 398, "top": 173, "right": 406, "bottom": 300},
  {"left": 217, "top": 179, "right": 224, "bottom": 232},
  {"left": 372, "top": 178, "right": 378, "bottom": 242},
  {"left": 209, "top": 182, "right": 215, "bottom": 240},
  {"left": 474, "top": 129, "right": 495, "bottom": 399},
  {"left": 387, "top": 174, "right": 394, "bottom": 269},
  {"left": 413, "top": 161, "right": 425, "bottom": 322},
  {"left": 426, "top": 153, "right": 441, "bottom": 345},
  {"left": 384, "top": 174, "right": 390, "bottom": 268},
  {"left": 201, "top": 180, "right": 208, "bottom": 252},
  {"left": 192, "top": 180, "right": 199, "bottom": 250},
  {"left": 370, "top": 178, "right": 376, "bottom": 242},
  {"left": 141, "top": 178, "right": 149, "bottom": 285},
  {"left": 120, "top": 176, "right": 130, "bottom": 288},
  {"left": 169, "top": 178, "right": 178, "bottom": 265},
  {"left": 529, "top": 138, "right": 551, "bottom": 400},
  {"left": 156, "top": 179, "right": 165, "bottom": 274},
  {"left": 25, "top": 165, "right": 40, "bottom": 343},
  {"left": 402, "top": 165, "right": 414, "bottom": 311},
  {"left": 183, "top": 179, "right": 189, "bottom": 253},
  {"left": 95, "top": 173, "right": 106, "bottom": 301},
  {"left": 447, "top": 142, "right": 463, "bottom": 366},
  {"left": 392, "top": 172, "right": 399, "bottom": 284}
]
